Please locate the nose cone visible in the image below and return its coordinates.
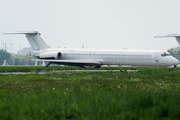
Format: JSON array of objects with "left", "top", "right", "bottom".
[{"left": 174, "top": 58, "right": 179, "bottom": 65}]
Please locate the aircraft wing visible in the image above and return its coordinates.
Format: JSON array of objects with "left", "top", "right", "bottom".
[{"left": 35, "top": 59, "right": 102, "bottom": 67}]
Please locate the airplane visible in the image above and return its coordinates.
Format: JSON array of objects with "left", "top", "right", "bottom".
[{"left": 3, "top": 31, "right": 179, "bottom": 68}]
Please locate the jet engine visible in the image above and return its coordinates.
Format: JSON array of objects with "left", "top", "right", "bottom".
[{"left": 37, "top": 52, "right": 62, "bottom": 59}]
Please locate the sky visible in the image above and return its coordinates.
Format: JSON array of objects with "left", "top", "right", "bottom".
[{"left": 1, "top": 0, "right": 180, "bottom": 54}]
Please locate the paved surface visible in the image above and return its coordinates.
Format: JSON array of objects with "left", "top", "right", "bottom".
[{"left": 0, "top": 70, "right": 138, "bottom": 75}]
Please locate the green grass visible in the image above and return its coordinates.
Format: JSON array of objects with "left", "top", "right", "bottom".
[
  {"left": 0, "top": 65, "right": 163, "bottom": 73},
  {"left": 0, "top": 65, "right": 136, "bottom": 73},
  {"left": 0, "top": 67, "right": 180, "bottom": 119}
]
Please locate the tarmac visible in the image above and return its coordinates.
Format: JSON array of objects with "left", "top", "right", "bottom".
[{"left": 0, "top": 70, "right": 138, "bottom": 75}]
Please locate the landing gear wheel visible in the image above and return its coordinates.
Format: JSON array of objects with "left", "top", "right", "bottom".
[
  {"left": 95, "top": 65, "right": 101, "bottom": 68},
  {"left": 79, "top": 65, "right": 85, "bottom": 68}
]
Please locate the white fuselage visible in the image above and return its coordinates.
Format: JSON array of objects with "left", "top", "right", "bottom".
[{"left": 33, "top": 48, "right": 179, "bottom": 67}]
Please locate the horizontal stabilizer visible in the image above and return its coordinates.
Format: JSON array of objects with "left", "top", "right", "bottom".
[
  {"left": 154, "top": 34, "right": 180, "bottom": 38},
  {"left": 3, "top": 31, "right": 39, "bottom": 35},
  {"left": 154, "top": 34, "right": 180, "bottom": 46}
]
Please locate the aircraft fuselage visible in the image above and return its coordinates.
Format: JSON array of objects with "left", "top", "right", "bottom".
[{"left": 33, "top": 48, "right": 178, "bottom": 67}]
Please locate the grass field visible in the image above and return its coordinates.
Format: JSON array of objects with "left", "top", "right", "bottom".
[
  {"left": 0, "top": 65, "right": 137, "bottom": 73},
  {"left": 0, "top": 67, "right": 180, "bottom": 119}
]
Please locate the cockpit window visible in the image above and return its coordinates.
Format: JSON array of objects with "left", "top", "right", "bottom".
[
  {"left": 164, "top": 52, "right": 166, "bottom": 56},
  {"left": 161, "top": 52, "right": 171, "bottom": 57}
]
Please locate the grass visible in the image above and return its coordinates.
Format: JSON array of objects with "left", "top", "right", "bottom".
[
  {"left": 0, "top": 65, "right": 138, "bottom": 73},
  {"left": 0, "top": 67, "right": 180, "bottom": 119}
]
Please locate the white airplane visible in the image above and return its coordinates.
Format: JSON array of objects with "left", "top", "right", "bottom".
[{"left": 3, "top": 31, "right": 178, "bottom": 68}]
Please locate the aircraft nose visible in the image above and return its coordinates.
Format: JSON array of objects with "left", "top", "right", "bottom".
[{"left": 174, "top": 58, "right": 179, "bottom": 65}]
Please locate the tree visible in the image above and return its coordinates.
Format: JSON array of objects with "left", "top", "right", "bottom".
[
  {"left": 0, "top": 49, "right": 11, "bottom": 65},
  {"left": 14, "top": 58, "right": 20, "bottom": 65},
  {"left": 167, "top": 46, "right": 180, "bottom": 60},
  {"left": 11, "top": 52, "right": 35, "bottom": 65}
]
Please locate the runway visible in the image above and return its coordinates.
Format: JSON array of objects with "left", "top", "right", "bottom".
[{"left": 0, "top": 70, "right": 138, "bottom": 75}]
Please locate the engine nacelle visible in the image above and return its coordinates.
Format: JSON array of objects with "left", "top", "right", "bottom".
[{"left": 37, "top": 52, "right": 62, "bottom": 59}]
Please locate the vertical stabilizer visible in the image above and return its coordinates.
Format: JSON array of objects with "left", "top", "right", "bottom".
[
  {"left": 154, "top": 34, "right": 180, "bottom": 46},
  {"left": 3, "top": 31, "right": 50, "bottom": 50}
]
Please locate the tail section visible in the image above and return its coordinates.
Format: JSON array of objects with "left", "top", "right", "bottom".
[
  {"left": 154, "top": 34, "right": 180, "bottom": 46},
  {"left": 3, "top": 31, "right": 50, "bottom": 50}
]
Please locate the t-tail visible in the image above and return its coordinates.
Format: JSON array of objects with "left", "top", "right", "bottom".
[
  {"left": 154, "top": 34, "right": 180, "bottom": 46},
  {"left": 3, "top": 31, "right": 50, "bottom": 50}
]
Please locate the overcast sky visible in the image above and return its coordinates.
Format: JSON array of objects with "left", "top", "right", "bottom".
[{"left": 1, "top": 0, "right": 180, "bottom": 53}]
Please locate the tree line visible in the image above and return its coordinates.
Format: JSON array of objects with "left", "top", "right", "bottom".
[
  {"left": 167, "top": 46, "right": 180, "bottom": 61},
  {"left": 0, "top": 49, "right": 35, "bottom": 65}
]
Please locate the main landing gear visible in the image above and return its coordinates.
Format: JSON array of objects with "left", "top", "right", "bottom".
[
  {"left": 95, "top": 65, "right": 101, "bottom": 68},
  {"left": 79, "top": 65, "right": 85, "bottom": 68}
]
